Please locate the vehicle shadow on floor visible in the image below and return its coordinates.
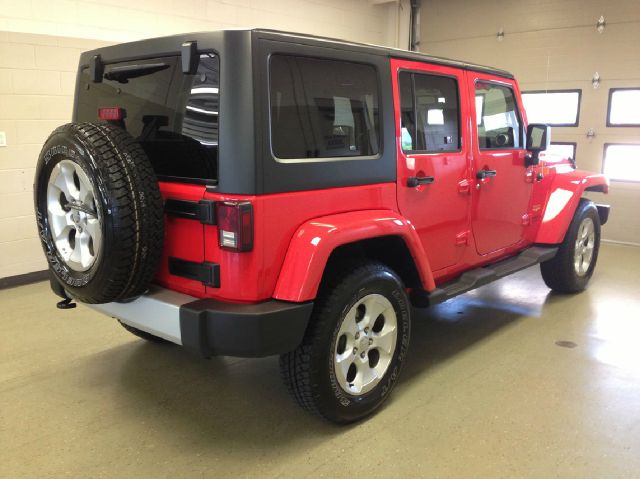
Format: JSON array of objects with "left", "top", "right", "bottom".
[
  {"left": 84, "top": 278, "right": 550, "bottom": 449},
  {"left": 401, "top": 289, "right": 546, "bottom": 382}
]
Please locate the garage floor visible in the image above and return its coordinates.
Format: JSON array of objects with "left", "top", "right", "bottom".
[{"left": 1, "top": 243, "right": 639, "bottom": 478}]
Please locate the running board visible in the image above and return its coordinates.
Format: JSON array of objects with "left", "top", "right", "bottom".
[{"left": 412, "top": 246, "right": 558, "bottom": 307}]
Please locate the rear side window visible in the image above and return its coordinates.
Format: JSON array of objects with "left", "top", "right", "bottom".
[
  {"left": 269, "top": 55, "right": 380, "bottom": 160},
  {"left": 77, "top": 53, "right": 219, "bottom": 183},
  {"left": 399, "top": 71, "right": 460, "bottom": 152},
  {"left": 475, "top": 82, "right": 522, "bottom": 149}
]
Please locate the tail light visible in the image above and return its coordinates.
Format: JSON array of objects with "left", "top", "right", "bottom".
[
  {"left": 216, "top": 201, "right": 253, "bottom": 251},
  {"left": 98, "top": 107, "right": 126, "bottom": 121}
]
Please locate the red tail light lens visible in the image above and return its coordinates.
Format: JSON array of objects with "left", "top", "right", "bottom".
[
  {"left": 216, "top": 201, "right": 253, "bottom": 252},
  {"left": 98, "top": 107, "right": 126, "bottom": 121}
]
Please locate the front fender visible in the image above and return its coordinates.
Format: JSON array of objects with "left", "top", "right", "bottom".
[
  {"left": 535, "top": 169, "right": 609, "bottom": 244},
  {"left": 272, "top": 210, "right": 435, "bottom": 302}
]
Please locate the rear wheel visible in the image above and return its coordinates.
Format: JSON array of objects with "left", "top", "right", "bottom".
[
  {"left": 540, "top": 199, "right": 601, "bottom": 293},
  {"left": 280, "top": 262, "right": 411, "bottom": 423}
]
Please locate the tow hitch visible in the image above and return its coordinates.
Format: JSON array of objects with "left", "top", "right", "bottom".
[{"left": 49, "top": 270, "right": 76, "bottom": 309}]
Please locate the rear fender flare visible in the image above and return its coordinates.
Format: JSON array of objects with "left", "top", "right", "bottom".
[
  {"left": 535, "top": 170, "right": 609, "bottom": 244},
  {"left": 272, "top": 210, "right": 435, "bottom": 302}
]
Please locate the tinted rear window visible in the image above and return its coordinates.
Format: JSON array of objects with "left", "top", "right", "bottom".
[
  {"left": 269, "top": 55, "right": 380, "bottom": 160},
  {"left": 76, "top": 53, "right": 219, "bottom": 183}
]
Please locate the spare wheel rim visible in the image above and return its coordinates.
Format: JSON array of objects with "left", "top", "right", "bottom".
[{"left": 46, "top": 159, "right": 102, "bottom": 272}]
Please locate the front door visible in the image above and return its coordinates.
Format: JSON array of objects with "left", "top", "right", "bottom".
[
  {"left": 468, "top": 73, "right": 533, "bottom": 255},
  {"left": 393, "top": 59, "right": 471, "bottom": 272}
]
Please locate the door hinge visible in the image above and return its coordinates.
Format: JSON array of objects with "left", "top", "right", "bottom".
[
  {"left": 457, "top": 179, "right": 471, "bottom": 194},
  {"left": 168, "top": 257, "right": 220, "bottom": 287},
  {"left": 165, "top": 199, "right": 216, "bottom": 225},
  {"left": 525, "top": 169, "right": 535, "bottom": 183},
  {"left": 456, "top": 230, "right": 470, "bottom": 246}
]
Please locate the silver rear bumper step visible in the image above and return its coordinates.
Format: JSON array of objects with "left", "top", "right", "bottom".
[{"left": 86, "top": 287, "right": 196, "bottom": 345}]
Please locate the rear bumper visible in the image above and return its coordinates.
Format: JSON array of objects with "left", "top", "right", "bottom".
[{"left": 85, "top": 287, "right": 313, "bottom": 358}]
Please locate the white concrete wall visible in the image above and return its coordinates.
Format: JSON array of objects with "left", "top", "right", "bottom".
[
  {"left": 0, "top": 0, "right": 405, "bottom": 279},
  {"left": 0, "top": 0, "right": 398, "bottom": 45},
  {"left": 420, "top": 0, "right": 640, "bottom": 245},
  {"left": 0, "top": 32, "right": 111, "bottom": 278}
]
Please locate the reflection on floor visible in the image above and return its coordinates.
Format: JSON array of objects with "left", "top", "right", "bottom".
[{"left": 1, "top": 243, "right": 639, "bottom": 477}]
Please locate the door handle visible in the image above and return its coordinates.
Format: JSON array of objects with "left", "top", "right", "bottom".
[
  {"left": 407, "top": 176, "right": 435, "bottom": 187},
  {"left": 476, "top": 169, "right": 497, "bottom": 180}
]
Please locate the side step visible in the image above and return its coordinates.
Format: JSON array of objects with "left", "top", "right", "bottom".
[{"left": 412, "top": 246, "right": 558, "bottom": 307}]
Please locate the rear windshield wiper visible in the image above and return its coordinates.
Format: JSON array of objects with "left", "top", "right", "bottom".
[{"left": 103, "top": 63, "right": 170, "bottom": 83}]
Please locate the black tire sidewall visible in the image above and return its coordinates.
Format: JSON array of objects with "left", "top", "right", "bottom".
[
  {"left": 313, "top": 268, "right": 411, "bottom": 423},
  {"left": 35, "top": 129, "right": 117, "bottom": 298},
  {"left": 541, "top": 199, "right": 601, "bottom": 293},
  {"left": 566, "top": 202, "right": 601, "bottom": 287}
]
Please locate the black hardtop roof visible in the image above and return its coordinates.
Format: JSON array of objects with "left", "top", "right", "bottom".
[
  {"left": 253, "top": 29, "right": 514, "bottom": 79},
  {"left": 79, "top": 28, "right": 514, "bottom": 80}
]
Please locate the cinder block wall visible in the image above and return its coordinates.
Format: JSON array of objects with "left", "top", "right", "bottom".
[
  {"left": 0, "top": 33, "right": 111, "bottom": 278},
  {"left": 0, "top": 0, "right": 407, "bottom": 279}
]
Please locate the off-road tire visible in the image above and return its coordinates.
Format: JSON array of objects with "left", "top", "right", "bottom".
[
  {"left": 119, "top": 321, "right": 168, "bottom": 343},
  {"left": 540, "top": 199, "right": 601, "bottom": 293},
  {"left": 279, "top": 262, "right": 411, "bottom": 424},
  {"left": 34, "top": 122, "right": 163, "bottom": 303}
]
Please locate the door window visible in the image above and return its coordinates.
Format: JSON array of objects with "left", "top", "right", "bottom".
[
  {"left": 475, "top": 82, "right": 522, "bottom": 150},
  {"left": 399, "top": 72, "right": 460, "bottom": 152}
]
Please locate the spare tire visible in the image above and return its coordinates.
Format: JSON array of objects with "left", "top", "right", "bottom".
[{"left": 34, "top": 122, "right": 164, "bottom": 304}]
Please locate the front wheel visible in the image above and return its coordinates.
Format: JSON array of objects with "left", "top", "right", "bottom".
[
  {"left": 540, "top": 199, "right": 601, "bottom": 293},
  {"left": 280, "top": 262, "right": 411, "bottom": 423}
]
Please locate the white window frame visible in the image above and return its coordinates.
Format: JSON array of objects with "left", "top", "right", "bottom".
[
  {"left": 603, "top": 143, "right": 640, "bottom": 182},
  {"left": 521, "top": 89, "right": 581, "bottom": 127},
  {"left": 607, "top": 88, "right": 640, "bottom": 127}
]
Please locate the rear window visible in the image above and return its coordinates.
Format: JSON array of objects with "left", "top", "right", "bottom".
[
  {"left": 269, "top": 55, "right": 380, "bottom": 161},
  {"left": 76, "top": 53, "right": 219, "bottom": 184}
]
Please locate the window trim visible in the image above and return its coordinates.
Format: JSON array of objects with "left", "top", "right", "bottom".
[
  {"left": 474, "top": 80, "right": 525, "bottom": 151},
  {"left": 602, "top": 142, "right": 640, "bottom": 183},
  {"left": 397, "top": 69, "right": 463, "bottom": 155},
  {"left": 606, "top": 87, "right": 640, "bottom": 127},
  {"left": 521, "top": 89, "right": 582, "bottom": 127},
  {"left": 267, "top": 53, "right": 383, "bottom": 164}
]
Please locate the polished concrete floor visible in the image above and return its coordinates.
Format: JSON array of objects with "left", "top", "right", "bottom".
[{"left": 1, "top": 243, "right": 640, "bottom": 478}]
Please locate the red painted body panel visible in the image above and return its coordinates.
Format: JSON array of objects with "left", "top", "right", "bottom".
[
  {"left": 200, "top": 183, "right": 397, "bottom": 303},
  {"left": 391, "top": 59, "right": 472, "bottom": 273},
  {"left": 156, "top": 182, "right": 206, "bottom": 297},
  {"left": 534, "top": 167, "right": 609, "bottom": 244},
  {"left": 465, "top": 71, "right": 535, "bottom": 255},
  {"left": 272, "top": 209, "right": 435, "bottom": 302}
]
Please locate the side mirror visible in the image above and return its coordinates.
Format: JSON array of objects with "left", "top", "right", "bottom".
[{"left": 525, "top": 123, "right": 551, "bottom": 166}]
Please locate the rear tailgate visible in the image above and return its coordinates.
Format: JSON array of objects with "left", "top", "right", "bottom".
[
  {"left": 157, "top": 182, "right": 207, "bottom": 297},
  {"left": 75, "top": 52, "right": 221, "bottom": 298}
]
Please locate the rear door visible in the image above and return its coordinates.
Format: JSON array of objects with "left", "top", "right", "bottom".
[
  {"left": 468, "top": 73, "right": 533, "bottom": 255},
  {"left": 393, "top": 59, "right": 472, "bottom": 272},
  {"left": 75, "top": 53, "right": 220, "bottom": 296}
]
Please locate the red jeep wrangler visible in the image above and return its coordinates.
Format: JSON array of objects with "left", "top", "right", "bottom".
[{"left": 35, "top": 29, "right": 609, "bottom": 423}]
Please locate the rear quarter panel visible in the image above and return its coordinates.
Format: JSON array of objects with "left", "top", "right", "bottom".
[{"left": 201, "top": 183, "right": 398, "bottom": 302}]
